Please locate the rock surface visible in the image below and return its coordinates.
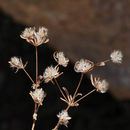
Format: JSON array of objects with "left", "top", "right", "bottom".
[{"left": 0, "top": 0, "right": 130, "bottom": 99}]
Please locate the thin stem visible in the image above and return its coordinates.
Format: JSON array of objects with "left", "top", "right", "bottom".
[
  {"left": 36, "top": 47, "right": 38, "bottom": 84},
  {"left": 103, "top": 59, "right": 110, "bottom": 63},
  {"left": 72, "top": 73, "right": 84, "bottom": 100},
  {"left": 54, "top": 78, "right": 67, "bottom": 101},
  {"left": 23, "top": 68, "right": 35, "bottom": 84},
  {"left": 31, "top": 103, "right": 38, "bottom": 130},
  {"left": 75, "top": 89, "right": 96, "bottom": 103}
]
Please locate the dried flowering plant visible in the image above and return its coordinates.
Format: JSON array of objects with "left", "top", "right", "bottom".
[{"left": 8, "top": 26, "right": 123, "bottom": 130}]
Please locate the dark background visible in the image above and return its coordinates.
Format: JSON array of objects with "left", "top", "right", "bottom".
[{"left": 0, "top": 10, "right": 130, "bottom": 130}]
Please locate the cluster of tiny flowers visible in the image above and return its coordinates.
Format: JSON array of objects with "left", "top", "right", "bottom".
[
  {"left": 110, "top": 50, "right": 123, "bottom": 63},
  {"left": 8, "top": 57, "right": 25, "bottom": 71},
  {"left": 30, "top": 88, "right": 46, "bottom": 105},
  {"left": 53, "top": 52, "right": 69, "bottom": 67},
  {"left": 43, "top": 66, "right": 60, "bottom": 83},
  {"left": 74, "top": 59, "right": 94, "bottom": 73},
  {"left": 57, "top": 110, "right": 71, "bottom": 127},
  {"left": 90, "top": 75, "right": 109, "bottom": 93},
  {"left": 20, "top": 27, "right": 49, "bottom": 46}
]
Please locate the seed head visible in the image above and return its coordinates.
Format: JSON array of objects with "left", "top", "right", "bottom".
[
  {"left": 57, "top": 110, "right": 71, "bottom": 127},
  {"left": 74, "top": 59, "right": 94, "bottom": 73},
  {"left": 43, "top": 66, "right": 61, "bottom": 83},
  {"left": 110, "top": 50, "right": 123, "bottom": 63},
  {"left": 20, "top": 27, "right": 49, "bottom": 46},
  {"left": 8, "top": 57, "right": 26, "bottom": 72},
  {"left": 90, "top": 75, "right": 109, "bottom": 93},
  {"left": 53, "top": 52, "right": 69, "bottom": 67},
  {"left": 30, "top": 88, "right": 46, "bottom": 105}
]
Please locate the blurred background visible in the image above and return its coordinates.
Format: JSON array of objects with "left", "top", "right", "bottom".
[{"left": 0, "top": 0, "right": 130, "bottom": 130}]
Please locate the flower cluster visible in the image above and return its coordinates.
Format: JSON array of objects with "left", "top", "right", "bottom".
[
  {"left": 110, "top": 50, "right": 123, "bottom": 63},
  {"left": 8, "top": 26, "right": 124, "bottom": 130},
  {"left": 90, "top": 75, "right": 109, "bottom": 93},
  {"left": 53, "top": 52, "right": 69, "bottom": 67},
  {"left": 57, "top": 110, "right": 71, "bottom": 127},
  {"left": 43, "top": 66, "right": 61, "bottom": 83},
  {"left": 8, "top": 57, "right": 26, "bottom": 72},
  {"left": 30, "top": 88, "right": 46, "bottom": 105},
  {"left": 20, "top": 27, "right": 49, "bottom": 46},
  {"left": 74, "top": 59, "right": 94, "bottom": 73}
]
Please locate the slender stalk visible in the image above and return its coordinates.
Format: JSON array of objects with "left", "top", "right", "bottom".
[
  {"left": 54, "top": 78, "right": 67, "bottom": 101},
  {"left": 31, "top": 47, "right": 39, "bottom": 130},
  {"left": 23, "top": 68, "right": 35, "bottom": 84},
  {"left": 103, "top": 59, "right": 110, "bottom": 63},
  {"left": 36, "top": 47, "right": 38, "bottom": 84},
  {"left": 75, "top": 89, "right": 96, "bottom": 103},
  {"left": 72, "top": 73, "right": 84, "bottom": 100},
  {"left": 31, "top": 103, "right": 37, "bottom": 130}
]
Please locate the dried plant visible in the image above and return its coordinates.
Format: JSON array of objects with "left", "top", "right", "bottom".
[{"left": 8, "top": 26, "right": 123, "bottom": 130}]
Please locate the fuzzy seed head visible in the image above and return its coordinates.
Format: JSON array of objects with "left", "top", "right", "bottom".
[
  {"left": 30, "top": 88, "right": 46, "bottom": 105},
  {"left": 74, "top": 59, "right": 94, "bottom": 73},
  {"left": 110, "top": 50, "right": 123, "bottom": 63},
  {"left": 57, "top": 110, "right": 71, "bottom": 127},
  {"left": 20, "top": 27, "right": 49, "bottom": 46},
  {"left": 91, "top": 75, "right": 109, "bottom": 93},
  {"left": 8, "top": 57, "right": 24, "bottom": 71},
  {"left": 43, "top": 66, "right": 60, "bottom": 83},
  {"left": 53, "top": 52, "right": 69, "bottom": 67}
]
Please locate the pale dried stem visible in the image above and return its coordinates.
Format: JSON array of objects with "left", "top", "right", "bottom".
[
  {"left": 23, "top": 68, "right": 35, "bottom": 84},
  {"left": 75, "top": 89, "right": 96, "bottom": 103},
  {"left": 31, "top": 47, "right": 39, "bottom": 130},
  {"left": 72, "top": 73, "right": 84, "bottom": 100},
  {"left": 54, "top": 78, "right": 67, "bottom": 101},
  {"left": 31, "top": 103, "right": 38, "bottom": 130},
  {"left": 36, "top": 47, "right": 38, "bottom": 84}
]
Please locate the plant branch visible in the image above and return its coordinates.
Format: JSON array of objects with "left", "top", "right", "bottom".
[
  {"left": 23, "top": 68, "right": 35, "bottom": 84},
  {"left": 54, "top": 78, "right": 67, "bottom": 101},
  {"left": 36, "top": 47, "right": 38, "bottom": 84},
  {"left": 75, "top": 89, "right": 96, "bottom": 103},
  {"left": 72, "top": 73, "right": 84, "bottom": 100}
]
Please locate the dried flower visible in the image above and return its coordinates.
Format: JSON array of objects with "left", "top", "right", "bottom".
[
  {"left": 74, "top": 59, "right": 94, "bottom": 73},
  {"left": 30, "top": 88, "right": 46, "bottom": 105},
  {"left": 53, "top": 52, "right": 69, "bottom": 67},
  {"left": 110, "top": 50, "right": 123, "bottom": 63},
  {"left": 20, "top": 27, "right": 49, "bottom": 46},
  {"left": 57, "top": 110, "right": 71, "bottom": 127},
  {"left": 8, "top": 57, "right": 26, "bottom": 72},
  {"left": 43, "top": 66, "right": 61, "bottom": 83},
  {"left": 90, "top": 75, "right": 109, "bottom": 93}
]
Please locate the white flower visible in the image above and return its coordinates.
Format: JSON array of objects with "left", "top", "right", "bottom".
[
  {"left": 57, "top": 110, "right": 71, "bottom": 127},
  {"left": 74, "top": 59, "right": 94, "bottom": 73},
  {"left": 30, "top": 88, "right": 46, "bottom": 105},
  {"left": 90, "top": 75, "right": 109, "bottom": 93},
  {"left": 8, "top": 57, "right": 26, "bottom": 72},
  {"left": 110, "top": 50, "right": 123, "bottom": 63},
  {"left": 53, "top": 52, "right": 69, "bottom": 67},
  {"left": 20, "top": 27, "right": 49, "bottom": 46},
  {"left": 43, "top": 66, "right": 60, "bottom": 83}
]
